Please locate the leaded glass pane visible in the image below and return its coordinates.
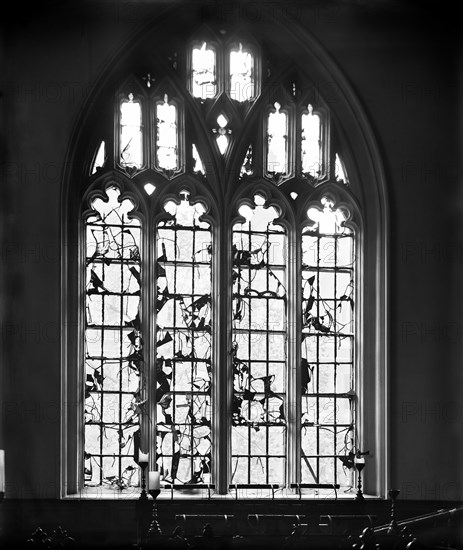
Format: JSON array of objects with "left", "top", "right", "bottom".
[
  {"left": 191, "top": 42, "right": 216, "bottom": 100},
  {"left": 84, "top": 186, "right": 142, "bottom": 489},
  {"left": 120, "top": 93, "right": 143, "bottom": 168},
  {"left": 229, "top": 43, "right": 254, "bottom": 102},
  {"left": 301, "top": 197, "right": 355, "bottom": 491},
  {"left": 231, "top": 194, "right": 287, "bottom": 485},
  {"left": 156, "top": 95, "right": 178, "bottom": 171},
  {"left": 155, "top": 195, "right": 213, "bottom": 485},
  {"left": 301, "top": 105, "right": 322, "bottom": 179},
  {"left": 267, "top": 103, "right": 288, "bottom": 175}
]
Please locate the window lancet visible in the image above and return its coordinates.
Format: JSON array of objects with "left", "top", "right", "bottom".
[
  {"left": 155, "top": 194, "right": 213, "bottom": 485},
  {"left": 155, "top": 94, "right": 179, "bottom": 172},
  {"left": 301, "top": 197, "right": 355, "bottom": 491},
  {"left": 229, "top": 43, "right": 254, "bottom": 102},
  {"left": 231, "top": 194, "right": 287, "bottom": 485},
  {"left": 191, "top": 42, "right": 216, "bottom": 100},
  {"left": 301, "top": 104, "right": 322, "bottom": 180},
  {"left": 119, "top": 93, "right": 143, "bottom": 169},
  {"left": 84, "top": 186, "right": 142, "bottom": 489},
  {"left": 266, "top": 102, "right": 288, "bottom": 176}
]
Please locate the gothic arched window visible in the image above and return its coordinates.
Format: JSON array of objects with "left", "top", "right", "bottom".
[{"left": 62, "top": 20, "right": 388, "bottom": 499}]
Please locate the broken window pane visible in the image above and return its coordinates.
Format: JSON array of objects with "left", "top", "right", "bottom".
[
  {"left": 155, "top": 193, "right": 213, "bottom": 485},
  {"left": 191, "top": 42, "right": 216, "bottom": 100},
  {"left": 156, "top": 94, "right": 178, "bottom": 171},
  {"left": 267, "top": 102, "right": 288, "bottom": 175},
  {"left": 119, "top": 93, "right": 143, "bottom": 168},
  {"left": 301, "top": 105, "right": 322, "bottom": 179},
  {"left": 84, "top": 186, "right": 142, "bottom": 488},
  {"left": 231, "top": 194, "right": 287, "bottom": 485},
  {"left": 229, "top": 43, "right": 254, "bottom": 102},
  {"left": 301, "top": 197, "right": 355, "bottom": 491}
]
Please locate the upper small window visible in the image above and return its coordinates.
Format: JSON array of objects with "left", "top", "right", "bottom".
[
  {"left": 266, "top": 102, "right": 288, "bottom": 177},
  {"left": 301, "top": 104, "right": 322, "bottom": 180},
  {"left": 191, "top": 42, "right": 217, "bottom": 100},
  {"left": 155, "top": 94, "right": 179, "bottom": 172},
  {"left": 189, "top": 38, "right": 258, "bottom": 103},
  {"left": 229, "top": 43, "right": 254, "bottom": 102},
  {"left": 119, "top": 93, "right": 143, "bottom": 169}
]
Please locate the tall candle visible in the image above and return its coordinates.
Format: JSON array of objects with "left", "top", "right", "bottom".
[
  {"left": 148, "top": 471, "right": 160, "bottom": 490},
  {"left": 138, "top": 451, "right": 149, "bottom": 464},
  {"left": 0, "top": 449, "right": 5, "bottom": 493}
]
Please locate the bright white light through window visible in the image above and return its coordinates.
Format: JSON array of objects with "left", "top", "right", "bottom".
[
  {"left": 144, "top": 183, "right": 156, "bottom": 195},
  {"left": 232, "top": 194, "right": 287, "bottom": 484},
  {"left": 192, "top": 42, "right": 216, "bottom": 100},
  {"left": 335, "top": 154, "right": 349, "bottom": 185},
  {"left": 192, "top": 144, "right": 205, "bottom": 174},
  {"left": 301, "top": 104, "right": 322, "bottom": 178},
  {"left": 91, "top": 141, "right": 106, "bottom": 174},
  {"left": 229, "top": 43, "right": 254, "bottom": 102},
  {"left": 215, "top": 114, "right": 229, "bottom": 155},
  {"left": 267, "top": 102, "right": 288, "bottom": 174},
  {"left": 156, "top": 94, "right": 178, "bottom": 171},
  {"left": 301, "top": 197, "right": 355, "bottom": 489},
  {"left": 120, "top": 93, "right": 143, "bottom": 168}
]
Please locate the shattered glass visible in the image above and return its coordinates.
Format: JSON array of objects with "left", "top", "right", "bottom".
[
  {"left": 301, "top": 197, "right": 355, "bottom": 490},
  {"left": 155, "top": 194, "right": 213, "bottom": 485},
  {"left": 231, "top": 195, "right": 287, "bottom": 485},
  {"left": 84, "top": 186, "right": 142, "bottom": 488}
]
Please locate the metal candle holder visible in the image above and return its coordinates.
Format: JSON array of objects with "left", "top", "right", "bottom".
[
  {"left": 387, "top": 489, "right": 400, "bottom": 534},
  {"left": 355, "top": 457, "right": 365, "bottom": 501},
  {"left": 147, "top": 489, "right": 162, "bottom": 536},
  {"left": 139, "top": 460, "right": 148, "bottom": 500}
]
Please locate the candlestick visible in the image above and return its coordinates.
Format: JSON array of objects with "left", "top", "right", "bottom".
[
  {"left": 355, "top": 455, "right": 365, "bottom": 501},
  {"left": 146, "top": 487, "right": 162, "bottom": 537},
  {"left": 138, "top": 451, "right": 149, "bottom": 464},
  {"left": 387, "top": 489, "right": 400, "bottom": 534},
  {"left": 148, "top": 471, "right": 160, "bottom": 491},
  {"left": 138, "top": 454, "right": 149, "bottom": 501}
]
